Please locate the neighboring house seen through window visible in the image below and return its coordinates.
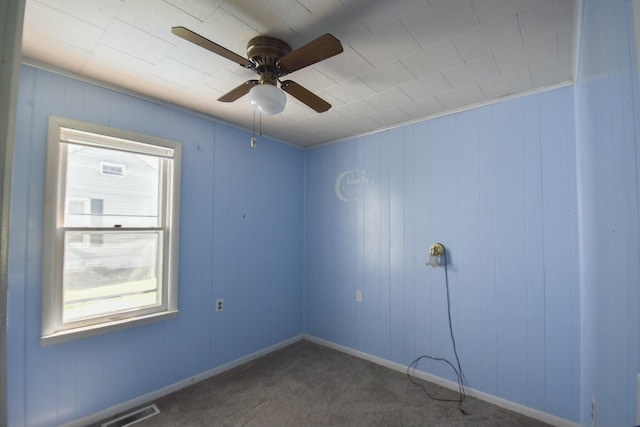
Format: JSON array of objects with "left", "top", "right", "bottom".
[{"left": 42, "top": 116, "right": 182, "bottom": 344}]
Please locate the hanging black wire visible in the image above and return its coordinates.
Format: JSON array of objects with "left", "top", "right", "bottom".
[{"left": 406, "top": 249, "right": 468, "bottom": 415}]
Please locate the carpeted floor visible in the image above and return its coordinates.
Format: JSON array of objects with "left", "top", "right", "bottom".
[{"left": 95, "top": 340, "right": 552, "bottom": 427}]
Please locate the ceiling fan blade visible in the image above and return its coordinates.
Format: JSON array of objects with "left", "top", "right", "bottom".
[
  {"left": 171, "top": 26, "right": 253, "bottom": 69},
  {"left": 218, "top": 80, "right": 259, "bottom": 102},
  {"left": 277, "top": 34, "right": 343, "bottom": 73},
  {"left": 281, "top": 80, "right": 331, "bottom": 113}
]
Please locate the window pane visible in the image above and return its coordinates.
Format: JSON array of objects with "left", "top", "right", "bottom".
[
  {"left": 64, "top": 144, "right": 160, "bottom": 227},
  {"left": 62, "top": 230, "right": 162, "bottom": 322}
]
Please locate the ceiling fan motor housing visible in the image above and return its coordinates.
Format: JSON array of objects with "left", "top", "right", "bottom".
[{"left": 246, "top": 36, "right": 292, "bottom": 81}]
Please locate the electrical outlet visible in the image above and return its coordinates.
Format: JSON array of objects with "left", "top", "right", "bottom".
[
  {"left": 216, "top": 298, "right": 223, "bottom": 312},
  {"left": 356, "top": 290, "right": 362, "bottom": 303}
]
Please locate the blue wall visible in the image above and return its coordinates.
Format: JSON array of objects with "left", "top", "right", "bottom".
[
  {"left": 9, "top": 1, "right": 640, "bottom": 423},
  {"left": 304, "top": 87, "right": 580, "bottom": 422},
  {"left": 575, "top": 0, "right": 640, "bottom": 425},
  {"left": 7, "top": 65, "right": 304, "bottom": 427}
]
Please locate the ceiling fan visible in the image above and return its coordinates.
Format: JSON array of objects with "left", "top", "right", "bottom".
[{"left": 171, "top": 26, "right": 344, "bottom": 115}]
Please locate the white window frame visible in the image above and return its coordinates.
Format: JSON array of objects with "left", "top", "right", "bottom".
[{"left": 41, "top": 116, "right": 181, "bottom": 345}]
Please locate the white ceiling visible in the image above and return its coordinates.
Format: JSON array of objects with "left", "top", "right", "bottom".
[{"left": 21, "top": 0, "right": 577, "bottom": 147}]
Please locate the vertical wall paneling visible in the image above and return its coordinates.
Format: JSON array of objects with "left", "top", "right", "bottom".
[
  {"left": 304, "top": 140, "right": 359, "bottom": 346},
  {"left": 622, "top": 7, "right": 640, "bottom": 424},
  {"left": 428, "top": 115, "right": 458, "bottom": 383},
  {"left": 576, "top": 0, "right": 640, "bottom": 425},
  {"left": 378, "top": 131, "right": 391, "bottom": 362},
  {"left": 521, "top": 95, "right": 545, "bottom": 412},
  {"left": 14, "top": 2, "right": 640, "bottom": 422},
  {"left": 7, "top": 65, "right": 304, "bottom": 427},
  {"left": 388, "top": 128, "right": 406, "bottom": 364},
  {"left": 6, "top": 64, "right": 34, "bottom": 427},
  {"left": 454, "top": 109, "right": 483, "bottom": 393},
  {"left": 494, "top": 98, "right": 528, "bottom": 406},
  {"left": 0, "top": 2, "right": 26, "bottom": 421},
  {"left": 402, "top": 127, "right": 418, "bottom": 364},
  {"left": 304, "top": 87, "right": 580, "bottom": 422},
  {"left": 477, "top": 106, "right": 498, "bottom": 398},
  {"left": 539, "top": 89, "right": 577, "bottom": 420},
  {"left": 628, "top": 6, "right": 640, "bottom": 425},
  {"left": 411, "top": 121, "right": 431, "bottom": 371},
  {"left": 360, "top": 131, "right": 384, "bottom": 357}
]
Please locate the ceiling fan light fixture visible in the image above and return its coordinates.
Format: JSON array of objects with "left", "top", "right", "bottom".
[
  {"left": 249, "top": 83, "right": 286, "bottom": 115},
  {"left": 172, "top": 27, "right": 342, "bottom": 114}
]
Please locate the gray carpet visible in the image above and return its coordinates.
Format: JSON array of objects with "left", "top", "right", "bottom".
[{"left": 96, "top": 340, "right": 552, "bottom": 426}]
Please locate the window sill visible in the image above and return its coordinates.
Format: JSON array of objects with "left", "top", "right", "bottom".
[{"left": 41, "top": 310, "right": 179, "bottom": 346}]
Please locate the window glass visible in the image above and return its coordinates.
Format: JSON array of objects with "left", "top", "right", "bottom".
[
  {"left": 64, "top": 144, "right": 160, "bottom": 228},
  {"left": 62, "top": 231, "right": 161, "bottom": 322}
]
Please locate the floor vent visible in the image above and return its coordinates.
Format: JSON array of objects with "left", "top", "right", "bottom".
[{"left": 101, "top": 404, "right": 160, "bottom": 427}]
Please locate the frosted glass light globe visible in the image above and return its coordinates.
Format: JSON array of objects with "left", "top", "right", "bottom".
[{"left": 249, "top": 84, "right": 286, "bottom": 115}]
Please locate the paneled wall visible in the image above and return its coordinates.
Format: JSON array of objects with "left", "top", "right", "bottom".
[
  {"left": 575, "top": 0, "right": 640, "bottom": 425},
  {"left": 304, "top": 87, "right": 580, "bottom": 422},
  {"left": 7, "top": 65, "right": 304, "bottom": 427},
  {"left": 10, "top": 1, "right": 640, "bottom": 422}
]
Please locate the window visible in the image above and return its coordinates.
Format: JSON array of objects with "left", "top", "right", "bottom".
[
  {"left": 100, "top": 161, "right": 126, "bottom": 176},
  {"left": 42, "top": 116, "right": 181, "bottom": 344}
]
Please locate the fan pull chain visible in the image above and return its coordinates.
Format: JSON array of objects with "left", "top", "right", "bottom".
[{"left": 250, "top": 110, "right": 258, "bottom": 148}]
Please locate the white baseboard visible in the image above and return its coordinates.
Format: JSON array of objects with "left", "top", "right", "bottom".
[
  {"left": 303, "top": 334, "right": 580, "bottom": 427},
  {"left": 63, "top": 333, "right": 579, "bottom": 427},
  {"left": 62, "top": 334, "right": 304, "bottom": 427}
]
